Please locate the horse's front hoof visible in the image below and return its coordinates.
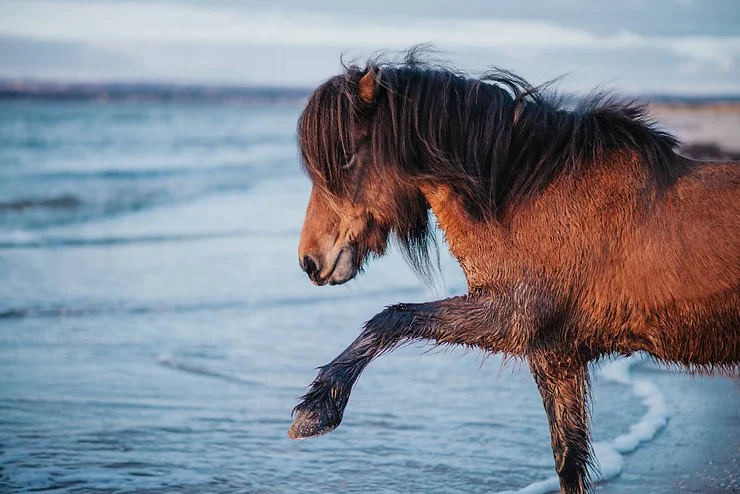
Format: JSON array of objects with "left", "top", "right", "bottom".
[{"left": 288, "top": 398, "right": 342, "bottom": 439}]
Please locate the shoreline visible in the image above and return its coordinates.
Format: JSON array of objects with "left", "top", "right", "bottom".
[{"left": 599, "top": 364, "right": 739, "bottom": 493}]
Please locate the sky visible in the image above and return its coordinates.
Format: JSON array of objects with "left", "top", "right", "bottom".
[{"left": 1, "top": 0, "right": 739, "bottom": 94}]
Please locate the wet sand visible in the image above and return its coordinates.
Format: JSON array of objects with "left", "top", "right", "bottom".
[{"left": 601, "top": 364, "right": 739, "bottom": 493}]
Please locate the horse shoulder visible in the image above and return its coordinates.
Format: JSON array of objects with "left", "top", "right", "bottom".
[{"left": 419, "top": 183, "right": 513, "bottom": 286}]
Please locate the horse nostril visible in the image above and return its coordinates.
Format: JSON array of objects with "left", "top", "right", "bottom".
[{"left": 301, "top": 255, "right": 320, "bottom": 278}]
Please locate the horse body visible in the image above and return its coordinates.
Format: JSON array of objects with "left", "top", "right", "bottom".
[
  {"left": 428, "top": 154, "right": 740, "bottom": 366},
  {"left": 288, "top": 50, "right": 739, "bottom": 493}
]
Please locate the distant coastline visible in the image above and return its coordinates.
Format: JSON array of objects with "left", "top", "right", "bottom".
[
  {"left": 0, "top": 79, "right": 312, "bottom": 104},
  {"left": 2, "top": 79, "right": 740, "bottom": 106}
]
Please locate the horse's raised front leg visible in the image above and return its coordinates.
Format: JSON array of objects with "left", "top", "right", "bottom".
[
  {"left": 288, "top": 291, "right": 537, "bottom": 439},
  {"left": 529, "top": 355, "right": 593, "bottom": 494}
]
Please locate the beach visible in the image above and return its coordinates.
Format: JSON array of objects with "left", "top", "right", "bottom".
[
  {"left": 602, "top": 365, "right": 739, "bottom": 493},
  {"left": 0, "top": 99, "right": 737, "bottom": 493},
  {"left": 650, "top": 102, "right": 740, "bottom": 159}
]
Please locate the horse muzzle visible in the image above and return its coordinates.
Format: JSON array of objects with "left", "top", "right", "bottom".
[{"left": 299, "top": 246, "right": 358, "bottom": 286}]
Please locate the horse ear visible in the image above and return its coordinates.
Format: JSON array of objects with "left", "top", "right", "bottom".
[{"left": 358, "top": 66, "right": 380, "bottom": 104}]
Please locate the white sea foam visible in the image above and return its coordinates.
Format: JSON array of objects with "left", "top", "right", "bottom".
[{"left": 496, "top": 356, "right": 669, "bottom": 494}]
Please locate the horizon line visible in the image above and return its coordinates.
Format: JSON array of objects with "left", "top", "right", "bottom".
[{"left": 1, "top": 77, "right": 740, "bottom": 104}]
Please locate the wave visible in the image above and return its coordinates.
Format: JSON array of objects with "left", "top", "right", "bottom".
[
  {"left": 0, "top": 286, "right": 428, "bottom": 321},
  {"left": 0, "top": 159, "right": 298, "bottom": 230},
  {"left": 155, "top": 353, "right": 261, "bottom": 386},
  {"left": 16, "top": 162, "right": 285, "bottom": 182},
  {"left": 0, "top": 301, "right": 253, "bottom": 320},
  {"left": 0, "top": 229, "right": 297, "bottom": 250},
  {"left": 496, "top": 356, "right": 669, "bottom": 494},
  {"left": 4, "top": 138, "right": 298, "bottom": 183},
  {"left": 0, "top": 194, "right": 81, "bottom": 212},
  {"left": 0, "top": 181, "right": 250, "bottom": 230}
]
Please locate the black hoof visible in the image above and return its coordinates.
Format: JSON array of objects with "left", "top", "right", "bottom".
[{"left": 288, "top": 395, "right": 342, "bottom": 439}]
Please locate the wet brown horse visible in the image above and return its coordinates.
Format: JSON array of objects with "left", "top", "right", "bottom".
[{"left": 288, "top": 52, "right": 740, "bottom": 493}]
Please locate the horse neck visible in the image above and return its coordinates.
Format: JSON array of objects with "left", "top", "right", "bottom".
[{"left": 419, "top": 182, "right": 507, "bottom": 287}]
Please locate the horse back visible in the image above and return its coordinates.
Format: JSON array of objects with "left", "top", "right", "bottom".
[
  {"left": 506, "top": 155, "right": 739, "bottom": 362},
  {"left": 626, "top": 159, "right": 740, "bottom": 305}
]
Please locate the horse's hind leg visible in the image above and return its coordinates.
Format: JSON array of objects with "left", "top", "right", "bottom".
[{"left": 529, "top": 355, "right": 593, "bottom": 494}]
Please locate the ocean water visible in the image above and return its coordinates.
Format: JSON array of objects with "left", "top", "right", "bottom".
[{"left": 0, "top": 101, "right": 667, "bottom": 493}]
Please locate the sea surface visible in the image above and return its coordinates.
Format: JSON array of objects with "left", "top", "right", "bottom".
[{"left": 0, "top": 100, "right": 669, "bottom": 493}]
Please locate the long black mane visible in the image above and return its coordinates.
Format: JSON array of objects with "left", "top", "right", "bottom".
[{"left": 298, "top": 50, "right": 685, "bottom": 218}]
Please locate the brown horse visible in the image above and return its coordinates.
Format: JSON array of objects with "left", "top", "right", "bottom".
[{"left": 287, "top": 50, "right": 740, "bottom": 494}]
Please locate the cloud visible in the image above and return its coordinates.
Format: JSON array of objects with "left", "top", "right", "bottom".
[
  {"left": 1, "top": 1, "right": 738, "bottom": 72},
  {"left": 0, "top": 0, "right": 738, "bottom": 92},
  {"left": 0, "top": 35, "right": 135, "bottom": 78}
]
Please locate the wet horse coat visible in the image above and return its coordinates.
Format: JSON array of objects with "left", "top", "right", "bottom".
[{"left": 289, "top": 51, "right": 740, "bottom": 493}]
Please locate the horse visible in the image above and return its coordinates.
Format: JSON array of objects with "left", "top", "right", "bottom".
[{"left": 287, "top": 50, "right": 740, "bottom": 494}]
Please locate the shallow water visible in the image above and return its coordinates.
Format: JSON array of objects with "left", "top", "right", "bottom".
[{"left": 0, "top": 101, "right": 654, "bottom": 493}]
